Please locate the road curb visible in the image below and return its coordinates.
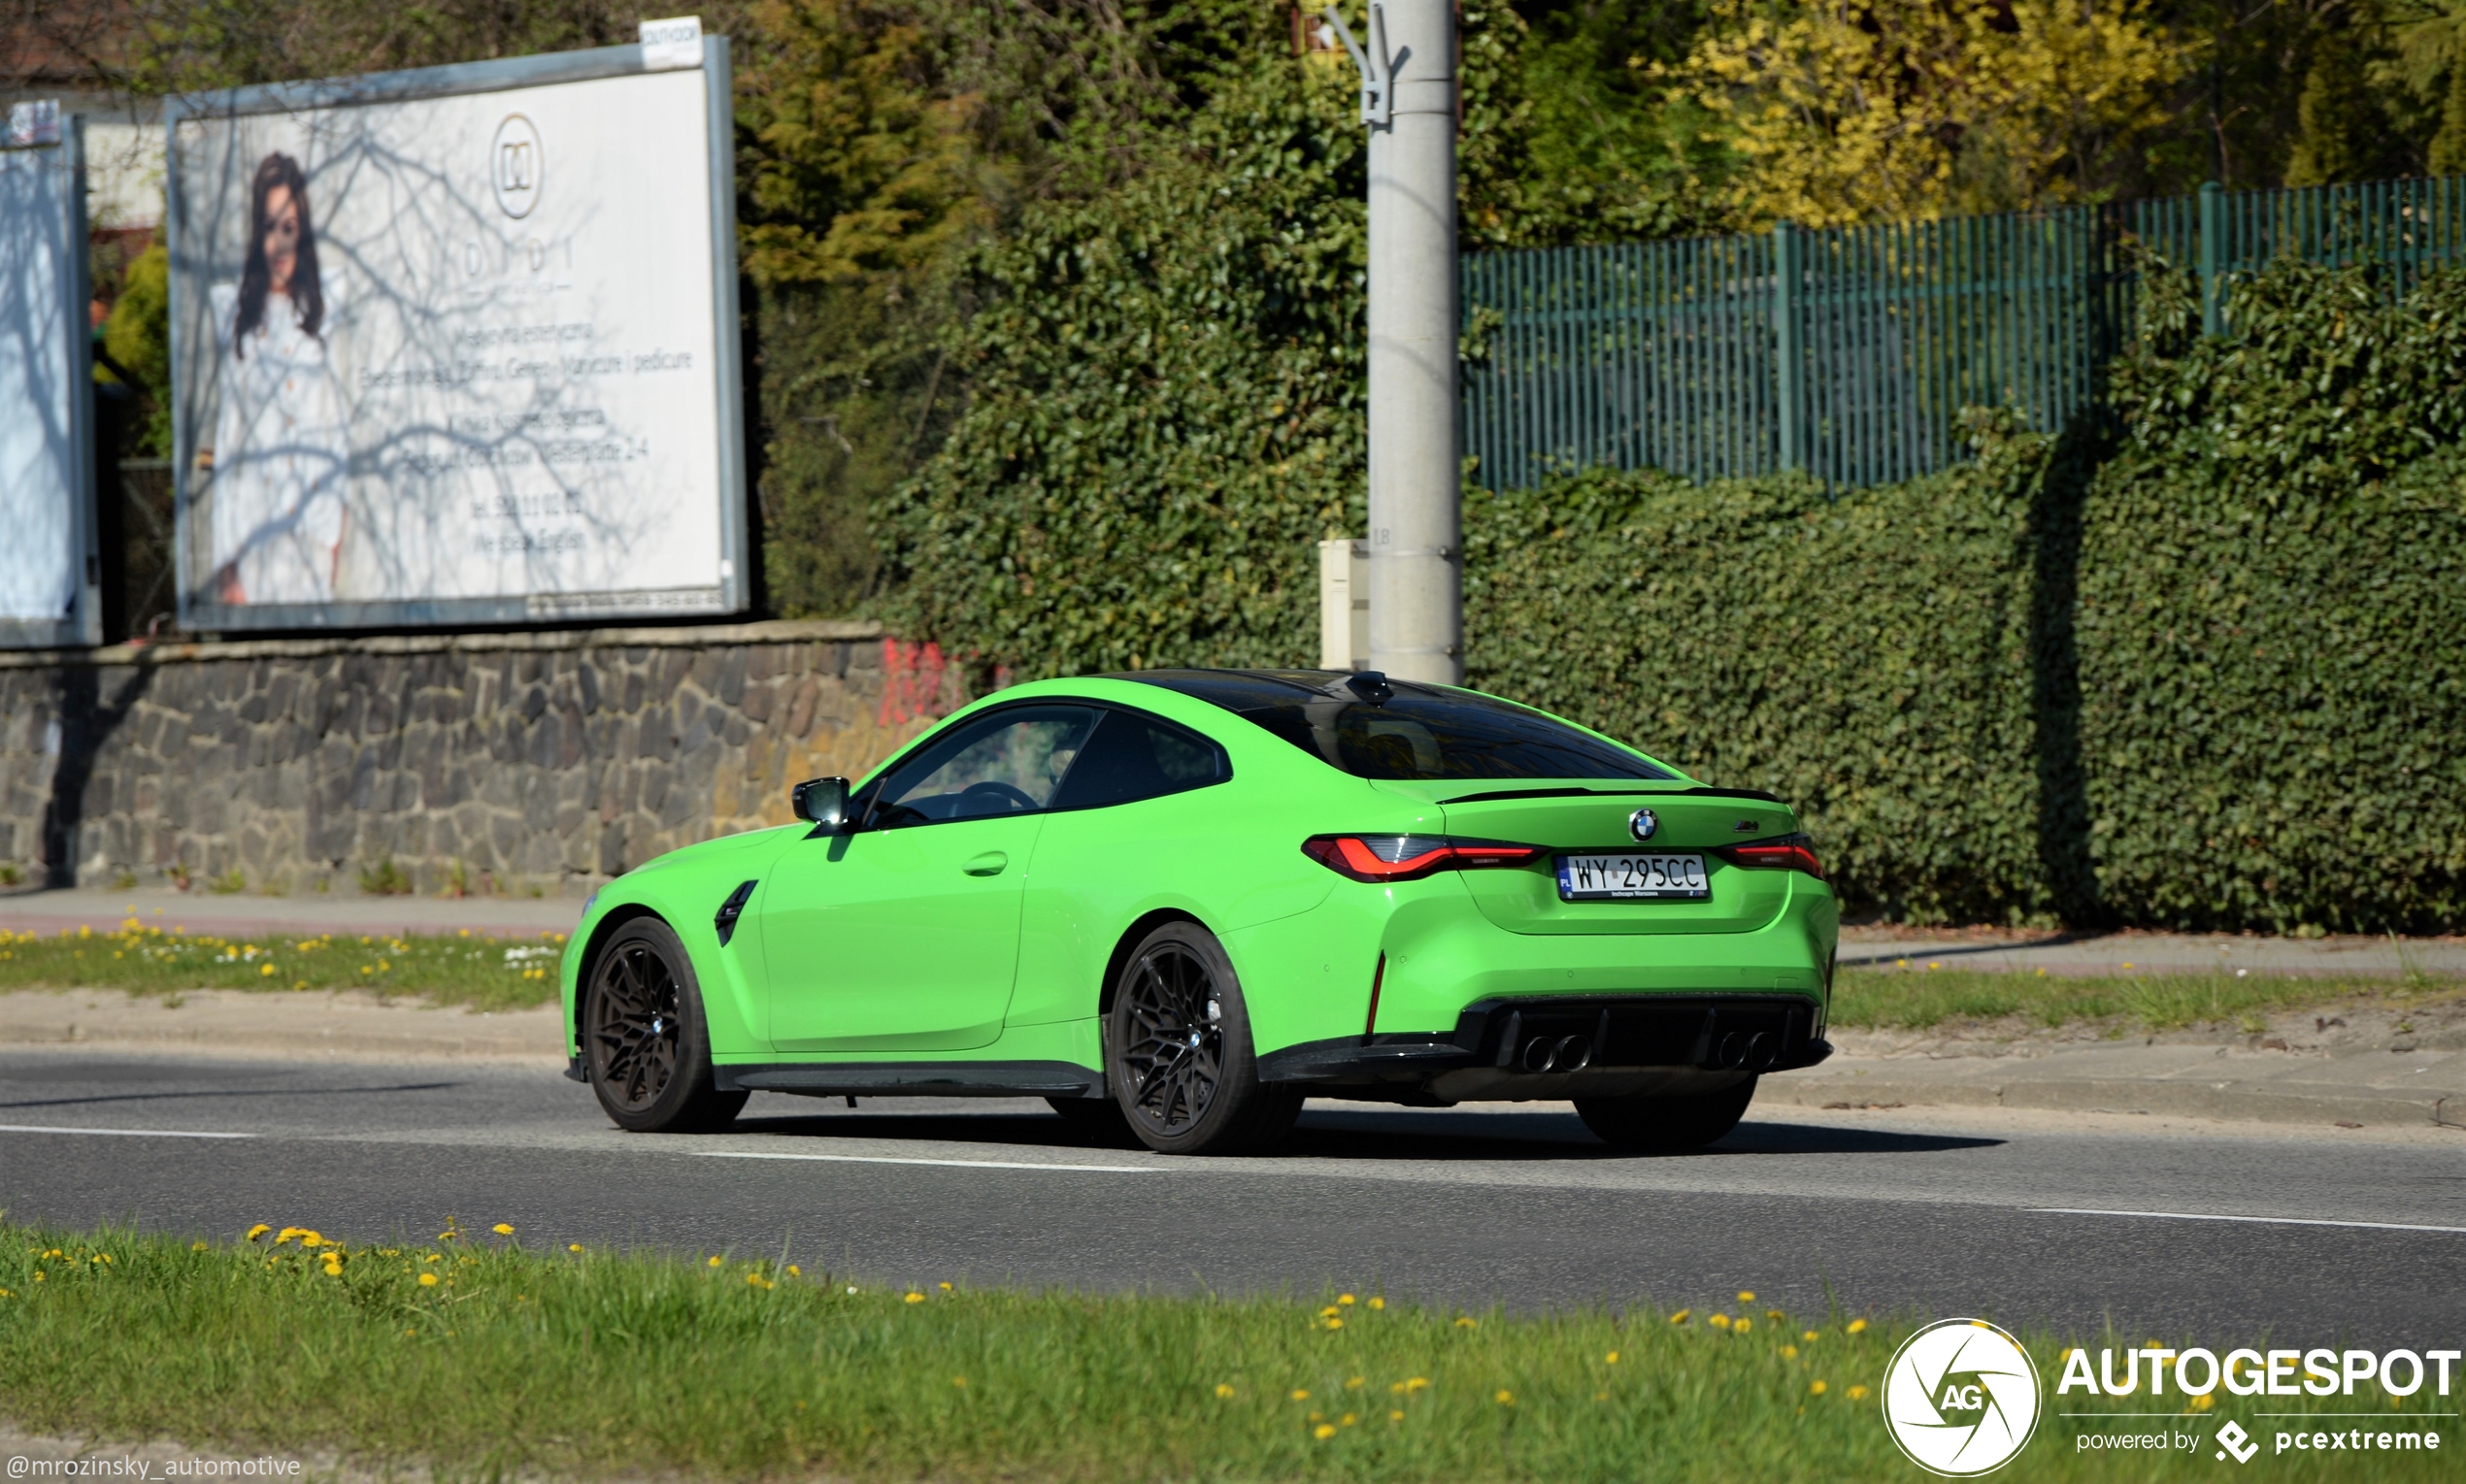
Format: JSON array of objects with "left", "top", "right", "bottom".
[{"left": 1767, "top": 1071, "right": 2466, "bottom": 1130}]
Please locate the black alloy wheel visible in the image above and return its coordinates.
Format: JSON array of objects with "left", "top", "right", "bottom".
[
  {"left": 584, "top": 917, "right": 746, "bottom": 1133},
  {"left": 1108, "top": 921, "right": 1298, "bottom": 1155}
]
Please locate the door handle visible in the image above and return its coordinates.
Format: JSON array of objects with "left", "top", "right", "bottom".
[{"left": 961, "top": 851, "right": 1009, "bottom": 876}]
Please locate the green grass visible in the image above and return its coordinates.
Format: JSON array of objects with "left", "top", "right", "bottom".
[
  {"left": 0, "top": 1222, "right": 2450, "bottom": 1481},
  {"left": 0, "top": 920, "right": 565, "bottom": 1013},
  {"left": 1831, "top": 965, "right": 2465, "bottom": 1035}
]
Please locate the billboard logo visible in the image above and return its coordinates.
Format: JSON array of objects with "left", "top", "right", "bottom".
[
  {"left": 490, "top": 114, "right": 541, "bottom": 218},
  {"left": 1883, "top": 1319, "right": 2042, "bottom": 1475}
]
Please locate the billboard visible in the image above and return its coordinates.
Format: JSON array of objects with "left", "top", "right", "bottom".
[
  {"left": 164, "top": 38, "right": 747, "bottom": 630},
  {"left": 0, "top": 103, "right": 103, "bottom": 648}
]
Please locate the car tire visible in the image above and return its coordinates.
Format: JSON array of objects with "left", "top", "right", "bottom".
[
  {"left": 583, "top": 916, "right": 748, "bottom": 1134},
  {"left": 1107, "top": 920, "right": 1300, "bottom": 1156},
  {"left": 1575, "top": 1077, "right": 1757, "bottom": 1152}
]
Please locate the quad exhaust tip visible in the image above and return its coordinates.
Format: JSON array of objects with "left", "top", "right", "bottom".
[{"left": 1520, "top": 1033, "right": 1593, "bottom": 1073}]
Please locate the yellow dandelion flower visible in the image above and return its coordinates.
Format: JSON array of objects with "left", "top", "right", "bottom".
[
  {"left": 191, "top": 1240, "right": 209, "bottom": 1251},
  {"left": 1368, "top": 1296, "right": 1384, "bottom": 1309},
  {"left": 1767, "top": 1308, "right": 1784, "bottom": 1321},
  {"left": 1454, "top": 1316, "right": 1477, "bottom": 1328},
  {"left": 1811, "top": 1380, "right": 1828, "bottom": 1395},
  {"left": 905, "top": 1292, "right": 925, "bottom": 1303},
  {"left": 1389, "top": 1408, "right": 1404, "bottom": 1421},
  {"left": 1710, "top": 1313, "right": 1732, "bottom": 1330},
  {"left": 707, "top": 1256, "right": 723, "bottom": 1268},
  {"left": 1848, "top": 1385, "right": 1870, "bottom": 1401},
  {"left": 260, "top": 962, "right": 277, "bottom": 976},
  {"left": 785, "top": 1265, "right": 799, "bottom": 1276},
  {"left": 938, "top": 1281, "right": 952, "bottom": 1291},
  {"left": 1290, "top": 1389, "right": 1311, "bottom": 1402},
  {"left": 417, "top": 1272, "right": 439, "bottom": 1287},
  {"left": 1606, "top": 1351, "right": 1620, "bottom": 1364},
  {"left": 1783, "top": 1344, "right": 1799, "bottom": 1359},
  {"left": 2189, "top": 1393, "right": 2215, "bottom": 1412},
  {"left": 1494, "top": 1390, "right": 1515, "bottom": 1405},
  {"left": 1345, "top": 1376, "right": 1364, "bottom": 1390},
  {"left": 1313, "top": 1424, "right": 1337, "bottom": 1440},
  {"left": 1215, "top": 1384, "right": 1236, "bottom": 1399},
  {"left": 1736, "top": 1317, "right": 1752, "bottom": 1333},
  {"left": 1320, "top": 1305, "right": 1340, "bottom": 1317},
  {"left": 245, "top": 1224, "right": 271, "bottom": 1241},
  {"left": 569, "top": 1243, "right": 583, "bottom": 1253},
  {"left": 1405, "top": 1377, "right": 1429, "bottom": 1392},
  {"left": 1325, "top": 1317, "right": 1344, "bottom": 1330},
  {"left": 492, "top": 1223, "right": 515, "bottom": 1236},
  {"left": 1671, "top": 1308, "right": 1691, "bottom": 1324},
  {"left": 1847, "top": 1318, "right": 1868, "bottom": 1335},
  {"left": 1803, "top": 1330, "right": 1818, "bottom": 1341},
  {"left": 1338, "top": 1293, "right": 1355, "bottom": 1305},
  {"left": 1737, "top": 1290, "right": 1755, "bottom": 1303}
]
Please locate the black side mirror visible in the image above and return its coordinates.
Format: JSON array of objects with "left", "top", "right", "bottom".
[{"left": 791, "top": 776, "right": 850, "bottom": 832}]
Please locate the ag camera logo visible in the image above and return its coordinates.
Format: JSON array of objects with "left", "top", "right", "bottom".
[
  {"left": 1883, "top": 1318, "right": 2043, "bottom": 1475},
  {"left": 490, "top": 114, "right": 542, "bottom": 218}
]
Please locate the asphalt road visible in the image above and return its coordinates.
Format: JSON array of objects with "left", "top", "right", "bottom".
[{"left": 4, "top": 1050, "right": 2463, "bottom": 1346}]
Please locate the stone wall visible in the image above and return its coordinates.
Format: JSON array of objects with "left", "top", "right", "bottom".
[{"left": 0, "top": 622, "right": 970, "bottom": 897}]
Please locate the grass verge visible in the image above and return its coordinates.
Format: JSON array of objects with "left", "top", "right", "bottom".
[
  {"left": 1832, "top": 965, "right": 2465, "bottom": 1035},
  {"left": 0, "top": 1221, "right": 2452, "bottom": 1481},
  {"left": 0, "top": 920, "right": 564, "bottom": 1013}
]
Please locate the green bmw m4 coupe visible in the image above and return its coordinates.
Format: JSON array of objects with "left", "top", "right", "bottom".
[{"left": 560, "top": 669, "right": 1839, "bottom": 1155}]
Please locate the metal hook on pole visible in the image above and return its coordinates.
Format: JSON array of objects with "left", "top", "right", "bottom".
[{"left": 1320, "top": 4, "right": 1395, "bottom": 127}]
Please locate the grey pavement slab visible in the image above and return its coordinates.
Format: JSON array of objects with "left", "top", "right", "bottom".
[
  {"left": 0, "top": 884, "right": 583, "bottom": 940},
  {"left": 1839, "top": 926, "right": 2466, "bottom": 975}
]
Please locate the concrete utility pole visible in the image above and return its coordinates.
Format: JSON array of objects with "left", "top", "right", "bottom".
[{"left": 1326, "top": 0, "right": 1462, "bottom": 685}]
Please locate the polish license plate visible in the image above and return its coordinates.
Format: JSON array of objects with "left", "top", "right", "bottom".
[{"left": 1556, "top": 853, "right": 1710, "bottom": 901}]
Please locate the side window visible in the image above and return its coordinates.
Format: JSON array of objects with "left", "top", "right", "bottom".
[
  {"left": 1050, "top": 708, "right": 1230, "bottom": 811},
  {"left": 865, "top": 707, "right": 1101, "bottom": 829}
]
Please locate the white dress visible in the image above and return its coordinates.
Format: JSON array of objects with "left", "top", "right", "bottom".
[{"left": 208, "top": 281, "right": 349, "bottom": 605}]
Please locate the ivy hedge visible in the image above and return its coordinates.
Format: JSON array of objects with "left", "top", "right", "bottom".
[
  {"left": 1470, "top": 264, "right": 2466, "bottom": 931},
  {"left": 886, "top": 216, "right": 2466, "bottom": 929}
]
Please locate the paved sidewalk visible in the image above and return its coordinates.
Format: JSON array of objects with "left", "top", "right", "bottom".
[
  {"left": 0, "top": 987, "right": 566, "bottom": 1065},
  {"left": 1772, "top": 992, "right": 2466, "bottom": 1130},
  {"left": 0, "top": 884, "right": 582, "bottom": 940},
  {"left": 1838, "top": 926, "right": 2466, "bottom": 976}
]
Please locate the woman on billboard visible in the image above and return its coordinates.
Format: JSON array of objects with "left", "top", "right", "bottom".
[{"left": 203, "top": 151, "right": 348, "bottom": 606}]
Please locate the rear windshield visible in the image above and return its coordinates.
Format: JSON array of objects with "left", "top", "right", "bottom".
[{"left": 1123, "top": 671, "right": 1672, "bottom": 781}]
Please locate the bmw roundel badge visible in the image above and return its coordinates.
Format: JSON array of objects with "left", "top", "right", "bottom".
[{"left": 1628, "top": 808, "right": 1658, "bottom": 842}]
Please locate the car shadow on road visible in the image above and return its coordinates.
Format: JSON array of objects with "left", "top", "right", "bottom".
[{"left": 725, "top": 1100, "right": 2001, "bottom": 1161}]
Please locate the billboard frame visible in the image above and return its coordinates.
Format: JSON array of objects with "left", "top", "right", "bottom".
[
  {"left": 0, "top": 115, "right": 104, "bottom": 651},
  {"left": 163, "top": 38, "right": 749, "bottom": 634}
]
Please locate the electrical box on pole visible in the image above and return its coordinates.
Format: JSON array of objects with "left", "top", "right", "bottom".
[{"left": 1325, "top": 1, "right": 1463, "bottom": 685}]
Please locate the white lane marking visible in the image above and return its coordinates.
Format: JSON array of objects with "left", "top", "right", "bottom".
[
  {"left": 2031, "top": 1207, "right": 2466, "bottom": 1237},
  {"left": 694, "top": 1149, "right": 1157, "bottom": 1174},
  {"left": 0, "top": 1122, "right": 254, "bottom": 1140}
]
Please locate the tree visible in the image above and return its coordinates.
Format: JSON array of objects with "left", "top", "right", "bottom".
[{"left": 1664, "top": 0, "right": 2198, "bottom": 225}]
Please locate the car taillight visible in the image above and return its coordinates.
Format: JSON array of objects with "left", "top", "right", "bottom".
[
  {"left": 1716, "top": 833, "right": 1824, "bottom": 880},
  {"left": 1301, "top": 835, "right": 1546, "bottom": 882}
]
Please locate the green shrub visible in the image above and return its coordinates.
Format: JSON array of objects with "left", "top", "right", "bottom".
[{"left": 2077, "top": 262, "right": 2466, "bottom": 932}]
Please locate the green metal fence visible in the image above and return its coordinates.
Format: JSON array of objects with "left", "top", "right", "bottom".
[{"left": 1462, "top": 175, "right": 2466, "bottom": 492}]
